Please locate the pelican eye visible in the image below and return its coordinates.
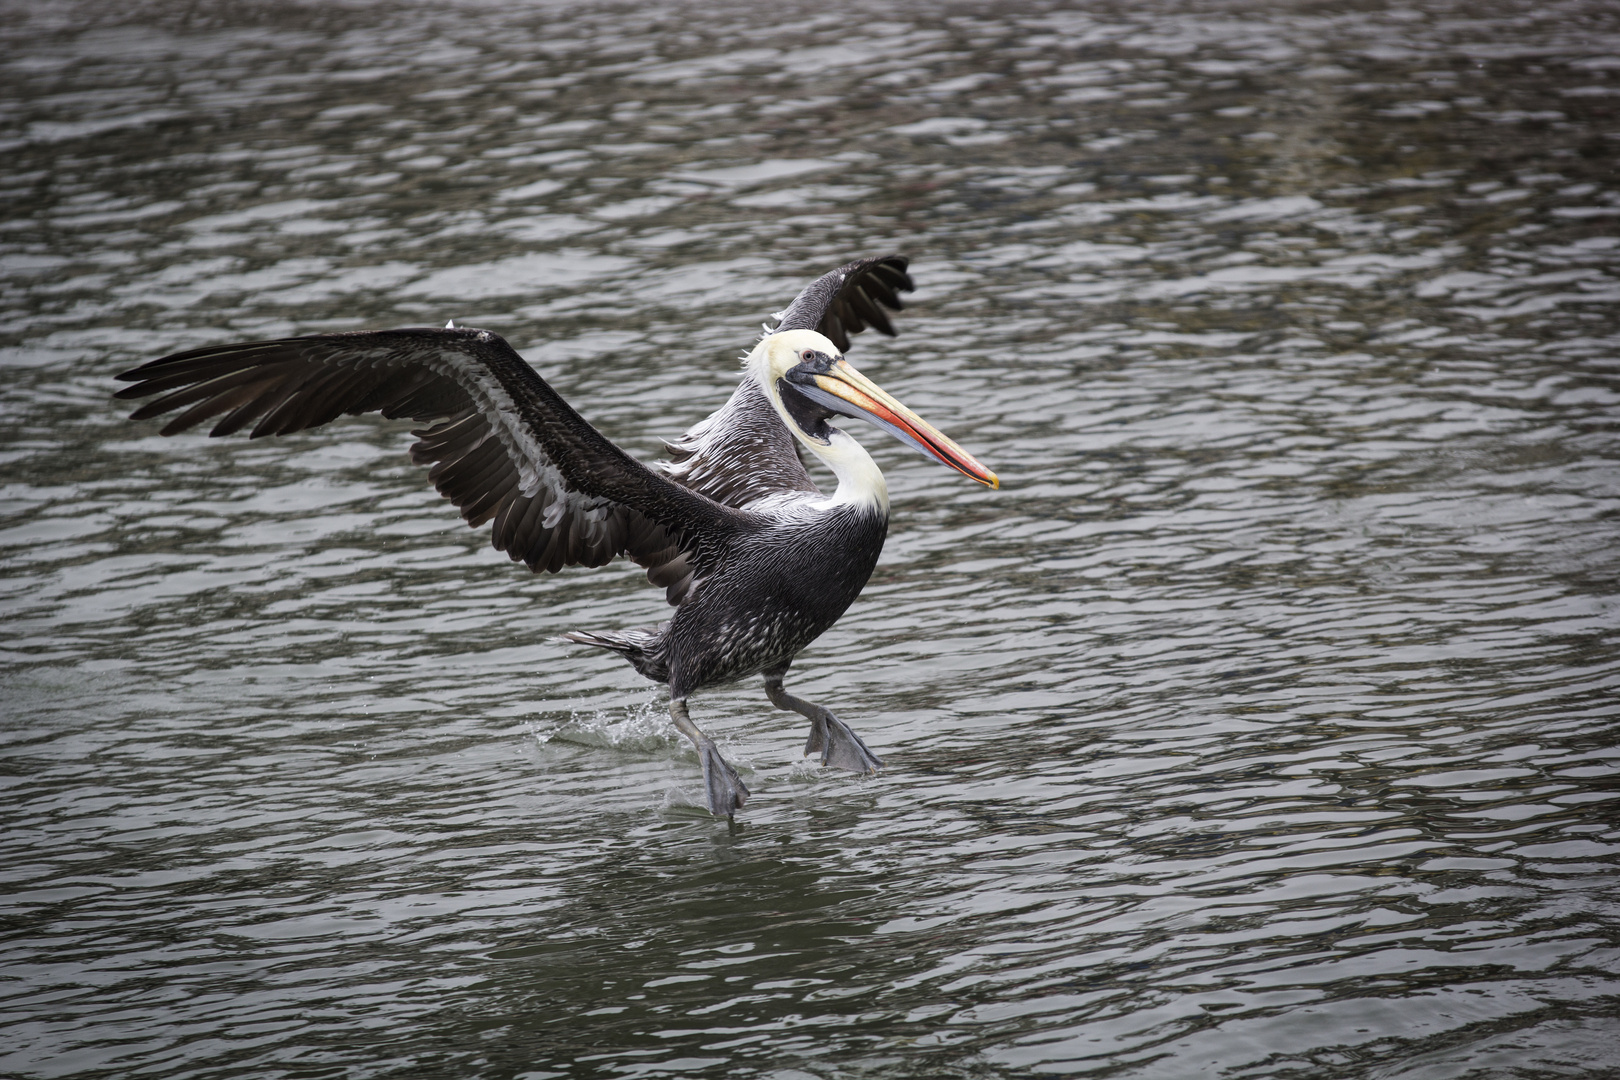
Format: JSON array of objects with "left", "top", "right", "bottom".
[{"left": 793, "top": 348, "right": 839, "bottom": 374}]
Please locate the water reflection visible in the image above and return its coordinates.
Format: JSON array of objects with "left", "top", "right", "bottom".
[{"left": 3, "top": 0, "right": 1619, "bottom": 1077}]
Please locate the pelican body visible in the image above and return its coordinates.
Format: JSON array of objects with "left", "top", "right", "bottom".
[{"left": 116, "top": 256, "right": 997, "bottom": 817}]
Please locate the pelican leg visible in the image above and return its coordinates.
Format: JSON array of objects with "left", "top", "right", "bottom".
[
  {"left": 669, "top": 697, "right": 749, "bottom": 818},
  {"left": 763, "top": 676, "right": 885, "bottom": 774}
]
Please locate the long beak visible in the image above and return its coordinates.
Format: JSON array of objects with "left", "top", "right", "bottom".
[{"left": 796, "top": 359, "right": 999, "bottom": 489}]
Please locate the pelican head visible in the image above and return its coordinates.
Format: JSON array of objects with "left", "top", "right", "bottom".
[{"left": 750, "top": 329, "right": 999, "bottom": 491}]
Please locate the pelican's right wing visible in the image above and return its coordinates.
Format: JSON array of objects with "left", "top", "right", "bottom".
[
  {"left": 659, "top": 255, "right": 916, "bottom": 508},
  {"left": 115, "top": 327, "right": 745, "bottom": 604}
]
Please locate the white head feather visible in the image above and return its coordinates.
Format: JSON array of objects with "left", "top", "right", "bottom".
[{"left": 743, "top": 330, "right": 888, "bottom": 514}]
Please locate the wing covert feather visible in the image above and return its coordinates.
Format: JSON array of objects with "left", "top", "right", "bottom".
[{"left": 658, "top": 380, "right": 818, "bottom": 507}]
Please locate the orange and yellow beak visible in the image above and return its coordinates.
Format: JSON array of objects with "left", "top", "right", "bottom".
[{"left": 804, "top": 359, "right": 999, "bottom": 489}]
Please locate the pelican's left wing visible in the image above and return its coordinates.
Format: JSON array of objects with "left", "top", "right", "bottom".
[
  {"left": 116, "top": 328, "right": 746, "bottom": 603},
  {"left": 770, "top": 254, "right": 914, "bottom": 353}
]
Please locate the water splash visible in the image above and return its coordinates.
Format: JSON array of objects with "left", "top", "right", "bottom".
[{"left": 531, "top": 697, "right": 681, "bottom": 754}]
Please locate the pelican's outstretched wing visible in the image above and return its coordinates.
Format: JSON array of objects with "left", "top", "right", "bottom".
[
  {"left": 770, "top": 254, "right": 913, "bottom": 353},
  {"left": 115, "top": 328, "right": 743, "bottom": 604},
  {"left": 659, "top": 255, "right": 915, "bottom": 508}
]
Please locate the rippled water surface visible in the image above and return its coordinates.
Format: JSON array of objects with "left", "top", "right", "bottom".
[{"left": 4, "top": 0, "right": 1619, "bottom": 1076}]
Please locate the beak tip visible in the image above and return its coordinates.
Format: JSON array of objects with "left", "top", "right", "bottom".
[{"left": 819, "top": 362, "right": 1002, "bottom": 492}]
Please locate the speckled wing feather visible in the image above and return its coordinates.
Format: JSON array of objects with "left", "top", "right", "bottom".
[
  {"left": 115, "top": 328, "right": 744, "bottom": 603},
  {"left": 658, "top": 379, "right": 821, "bottom": 506},
  {"left": 658, "top": 255, "right": 915, "bottom": 507}
]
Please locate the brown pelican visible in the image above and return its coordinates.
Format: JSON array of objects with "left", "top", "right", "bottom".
[{"left": 116, "top": 256, "right": 998, "bottom": 817}]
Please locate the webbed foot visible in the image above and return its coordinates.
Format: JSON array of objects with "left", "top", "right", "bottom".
[
  {"left": 804, "top": 708, "right": 885, "bottom": 774},
  {"left": 669, "top": 697, "right": 749, "bottom": 818},
  {"left": 695, "top": 735, "right": 750, "bottom": 817}
]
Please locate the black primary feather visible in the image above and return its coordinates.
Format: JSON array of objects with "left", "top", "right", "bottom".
[{"left": 769, "top": 254, "right": 913, "bottom": 353}]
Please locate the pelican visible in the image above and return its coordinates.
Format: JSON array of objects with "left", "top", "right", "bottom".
[{"left": 116, "top": 256, "right": 998, "bottom": 817}]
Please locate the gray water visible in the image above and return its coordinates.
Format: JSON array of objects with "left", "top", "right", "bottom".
[{"left": 3, "top": 1, "right": 1619, "bottom": 1077}]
